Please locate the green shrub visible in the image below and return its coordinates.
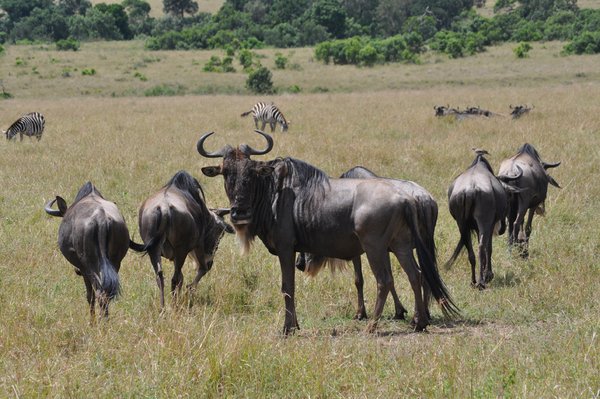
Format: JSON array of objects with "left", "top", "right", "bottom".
[
  {"left": 274, "top": 53, "right": 288, "bottom": 69},
  {"left": 81, "top": 68, "right": 96, "bottom": 76},
  {"left": 133, "top": 71, "right": 148, "bottom": 81},
  {"left": 0, "top": 44, "right": 4, "bottom": 55},
  {"left": 246, "top": 66, "right": 273, "bottom": 94},
  {"left": 357, "top": 44, "right": 380, "bottom": 67},
  {"left": 563, "top": 31, "right": 600, "bottom": 55},
  {"left": 203, "top": 55, "right": 236, "bottom": 73},
  {"left": 56, "top": 38, "right": 80, "bottom": 51},
  {"left": 239, "top": 49, "right": 254, "bottom": 70},
  {"left": 514, "top": 42, "right": 532, "bottom": 58}
]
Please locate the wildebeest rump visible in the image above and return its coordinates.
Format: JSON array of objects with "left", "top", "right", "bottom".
[
  {"left": 297, "top": 165, "right": 439, "bottom": 322},
  {"left": 198, "top": 130, "right": 458, "bottom": 334},
  {"left": 446, "top": 149, "right": 522, "bottom": 288},
  {"left": 44, "top": 182, "right": 145, "bottom": 320},
  {"left": 138, "top": 171, "right": 233, "bottom": 308},
  {"left": 498, "top": 143, "right": 560, "bottom": 256}
]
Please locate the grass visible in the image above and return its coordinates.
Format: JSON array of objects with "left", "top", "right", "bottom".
[{"left": 0, "top": 40, "right": 599, "bottom": 397}]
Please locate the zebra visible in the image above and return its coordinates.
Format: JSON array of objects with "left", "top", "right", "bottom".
[
  {"left": 241, "top": 102, "right": 289, "bottom": 132},
  {"left": 4, "top": 112, "right": 46, "bottom": 141}
]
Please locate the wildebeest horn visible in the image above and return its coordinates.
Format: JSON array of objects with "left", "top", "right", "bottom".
[
  {"left": 240, "top": 130, "right": 274, "bottom": 156},
  {"left": 211, "top": 208, "right": 231, "bottom": 217},
  {"left": 44, "top": 198, "right": 63, "bottom": 217},
  {"left": 498, "top": 165, "right": 523, "bottom": 182},
  {"left": 197, "top": 131, "right": 229, "bottom": 158},
  {"left": 542, "top": 161, "right": 561, "bottom": 169}
]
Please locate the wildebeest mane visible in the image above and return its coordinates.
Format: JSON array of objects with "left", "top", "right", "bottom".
[
  {"left": 164, "top": 170, "right": 206, "bottom": 205},
  {"left": 276, "top": 157, "right": 330, "bottom": 204},
  {"left": 517, "top": 143, "right": 541, "bottom": 162},
  {"left": 73, "top": 181, "right": 102, "bottom": 204}
]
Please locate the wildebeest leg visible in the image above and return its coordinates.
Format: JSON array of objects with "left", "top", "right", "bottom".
[
  {"left": 507, "top": 200, "right": 518, "bottom": 246},
  {"left": 149, "top": 251, "right": 165, "bottom": 308},
  {"left": 84, "top": 277, "right": 96, "bottom": 323},
  {"left": 392, "top": 247, "right": 429, "bottom": 331},
  {"left": 522, "top": 208, "right": 536, "bottom": 258},
  {"left": 484, "top": 234, "right": 494, "bottom": 283},
  {"left": 98, "top": 291, "right": 110, "bottom": 318},
  {"left": 513, "top": 203, "right": 529, "bottom": 257},
  {"left": 187, "top": 252, "right": 208, "bottom": 290},
  {"left": 463, "top": 228, "right": 477, "bottom": 287},
  {"left": 352, "top": 256, "right": 367, "bottom": 320},
  {"left": 476, "top": 229, "right": 493, "bottom": 289},
  {"left": 278, "top": 250, "right": 299, "bottom": 335},
  {"left": 171, "top": 256, "right": 185, "bottom": 301},
  {"left": 363, "top": 246, "right": 393, "bottom": 333}
]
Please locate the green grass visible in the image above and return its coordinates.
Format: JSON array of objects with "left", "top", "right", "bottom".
[{"left": 0, "top": 40, "right": 598, "bottom": 397}]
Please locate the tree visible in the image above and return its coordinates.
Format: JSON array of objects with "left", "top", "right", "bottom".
[
  {"left": 375, "top": 0, "right": 410, "bottom": 36},
  {"left": 94, "top": 3, "right": 133, "bottom": 39},
  {"left": 163, "top": 0, "right": 198, "bottom": 19},
  {"left": 0, "top": 0, "right": 53, "bottom": 22},
  {"left": 57, "top": 0, "right": 92, "bottom": 16},
  {"left": 309, "top": 0, "right": 347, "bottom": 39},
  {"left": 246, "top": 66, "right": 273, "bottom": 94}
]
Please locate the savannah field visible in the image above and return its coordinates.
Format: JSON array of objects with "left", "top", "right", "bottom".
[{"left": 0, "top": 39, "right": 599, "bottom": 398}]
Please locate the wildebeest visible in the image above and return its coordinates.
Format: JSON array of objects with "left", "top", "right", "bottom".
[
  {"left": 434, "top": 105, "right": 461, "bottom": 118},
  {"left": 498, "top": 143, "right": 561, "bottom": 257},
  {"left": 510, "top": 104, "right": 533, "bottom": 119},
  {"left": 198, "top": 130, "right": 458, "bottom": 334},
  {"left": 445, "top": 149, "right": 522, "bottom": 289},
  {"left": 44, "top": 182, "right": 145, "bottom": 320},
  {"left": 296, "top": 165, "right": 439, "bottom": 322},
  {"left": 138, "top": 171, "right": 233, "bottom": 308}
]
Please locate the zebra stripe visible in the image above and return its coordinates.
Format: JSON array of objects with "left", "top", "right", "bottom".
[
  {"left": 241, "top": 102, "right": 289, "bottom": 132},
  {"left": 4, "top": 112, "right": 46, "bottom": 141}
]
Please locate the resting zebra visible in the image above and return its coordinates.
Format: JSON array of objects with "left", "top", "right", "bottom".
[
  {"left": 4, "top": 112, "right": 46, "bottom": 141},
  {"left": 241, "top": 102, "right": 289, "bottom": 132}
]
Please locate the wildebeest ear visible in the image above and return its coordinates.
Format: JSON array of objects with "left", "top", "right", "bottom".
[
  {"left": 215, "top": 216, "right": 234, "bottom": 234},
  {"left": 56, "top": 196, "right": 68, "bottom": 215},
  {"left": 201, "top": 166, "right": 222, "bottom": 177}
]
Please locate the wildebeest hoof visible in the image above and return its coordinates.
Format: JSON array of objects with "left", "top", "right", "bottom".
[
  {"left": 354, "top": 311, "right": 368, "bottom": 320},
  {"left": 484, "top": 272, "right": 494, "bottom": 283},
  {"left": 392, "top": 310, "right": 407, "bottom": 320},
  {"left": 476, "top": 282, "right": 486, "bottom": 290},
  {"left": 413, "top": 324, "right": 428, "bottom": 332}
]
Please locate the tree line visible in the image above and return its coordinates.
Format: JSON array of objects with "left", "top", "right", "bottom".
[{"left": 0, "top": 0, "right": 598, "bottom": 57}]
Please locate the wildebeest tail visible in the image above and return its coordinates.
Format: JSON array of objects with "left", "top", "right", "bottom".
[
  {"left": 97, "top": 221, "right": 120, "bottom": 300},
  {"left": 444, "top": 192, "right": 474, "bottom": 271},
  {"left": 406, "top": 204, "right": 460, "bottom": 318},
  {"left": 240, "top": 110, "right": 252, "bottom": 117}
]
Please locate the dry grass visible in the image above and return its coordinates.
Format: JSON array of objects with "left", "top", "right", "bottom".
[{"left": 0, "top": 41, "right": 598, "bottom": 397}]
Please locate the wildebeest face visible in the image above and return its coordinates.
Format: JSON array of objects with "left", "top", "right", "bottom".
[{"left": 199, "top": 130, "right": 275, "bottom": 226}]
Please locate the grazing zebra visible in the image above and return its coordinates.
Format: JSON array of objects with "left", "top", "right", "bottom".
[
  {"left": 4, "top": 112, "right": 46, "bottom": 141},
  {"left": 241, "top": 102, "right": 289, "bottom": 132}
]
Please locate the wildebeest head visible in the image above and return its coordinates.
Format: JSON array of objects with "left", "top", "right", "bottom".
[{"left": 198, "top": 130, "right": 276, "bottom": 227}]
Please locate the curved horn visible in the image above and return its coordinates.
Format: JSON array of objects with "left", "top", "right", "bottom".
[
  {"left": 197, "top": 131, "right": 229, "bottom": 158},
  {"left": 542, "top": 161, "right": 561, "bottom": 169},
  {"left": 498, "top": 165, "right": 523, "bottom": 182},
  {"left": 44, "top": 198, "right": 63, "bottom": 217},
  {"left": 241, "top": 130, "right": 274, "bottom": 156}
]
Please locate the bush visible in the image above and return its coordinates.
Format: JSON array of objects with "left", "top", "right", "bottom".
[
  {"left": 56, "top": 37, "right": 80, "bottom": 51},
  {"left": 563, "top": 31, "right": 600, "bottom": 55},
  {"left": 238, "top": 49, "right": 254, "bottom": 70},
  {"left": 514, "top": 42, "right": 532, "bottom": 58},
  {"left": 81, "top": 68, "right": 96, "bottom": 75},
  {"left": 274, "top": 53, "right": 288, "bottom": 69},
  {"left": 246, "top": 66, "right": 273, "bottom": 94},
  {"left": 203, "top": 55, "right": 236, "bottom": 72},
  {"left": 357, "top": 44, "right": 380, "bottom": 66}
]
